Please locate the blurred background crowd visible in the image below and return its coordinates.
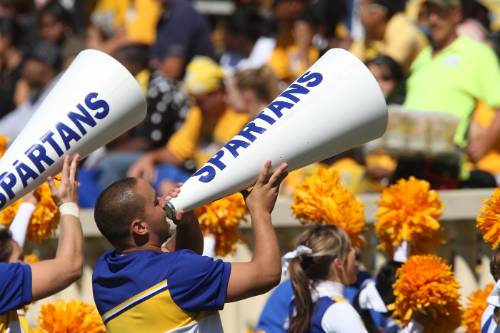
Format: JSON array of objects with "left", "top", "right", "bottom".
[
  {"left": 2, "top": 1, "right": 500, "bottom": 332},
  {"left": 2, "top": 0, "right": 500, "bottom": 208}
]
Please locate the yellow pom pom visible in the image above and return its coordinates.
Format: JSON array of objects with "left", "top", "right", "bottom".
[
  {"left": 196, "top": 193, "right": 248, "bottom": 257},
  {"left": 33, "top": 299, "right": 105, "bottom": 333},
  {"left": 375, "top": 177, "right": 443, "bottom": 257},
  {"left": 0, "top": 136, "right": 7, "bottom": 158},
  {"left": 463, "top": 283, "right": 494, "bottom": 333},
  {"left": 0, "top": 183, "right": 60, "bottom": 242},
  {"left": 477, "top": 188, "right": 500, "bottom": 249},
  {"left": 392, "top": 255, "right": 462, "bottom": 333},
  {"left": 291, "top": 166, "right": 366, "bottom": 248}
]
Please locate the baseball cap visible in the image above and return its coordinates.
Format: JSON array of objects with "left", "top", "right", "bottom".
[{"left": 184, "top": 56, "right": 225, "bottom": 95}]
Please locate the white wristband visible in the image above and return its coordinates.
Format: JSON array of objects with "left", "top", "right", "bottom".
[{"left": 59, "top": 202, "right": 80, "bottom": 218}]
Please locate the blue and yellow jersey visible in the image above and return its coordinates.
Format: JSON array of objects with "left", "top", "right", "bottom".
[
  {"left": 92, "top": 249, "right": 231, "bottom": 333},
  {"left": 0, "top": 263, "right": 32, "bottom": 333}
]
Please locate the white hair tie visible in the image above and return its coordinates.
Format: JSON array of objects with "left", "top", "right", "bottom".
[
  {"left": 487, "top": 280, "right": 500, "bottom": 307},
  {"left": 281, "top": 245, "right": 313, "bottom": 274}
]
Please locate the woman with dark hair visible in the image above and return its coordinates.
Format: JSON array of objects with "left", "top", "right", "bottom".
[
  {"left": 366, "top": 55, "right": 406, "bottom": 105},
  {"left": 37, "top": 0, "right": 72, "bottom": 46}
]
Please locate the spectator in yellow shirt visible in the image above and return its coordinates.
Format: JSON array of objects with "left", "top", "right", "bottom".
[
  {"left": 87, "top": 0, "right": 161, "bottom": 54},
  {"left": 268, "top": 2, "right": 319, "bottom": 82},
  {"left": 128, "top": 57, "right": 250, "bottom": 193},
  {"left": 351, "top": 0, "right": 427, "bottom": 71}
]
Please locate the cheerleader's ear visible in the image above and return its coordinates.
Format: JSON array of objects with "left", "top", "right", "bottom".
[{"left": 330, "top": 256, "right": 346, "bottom": 280}]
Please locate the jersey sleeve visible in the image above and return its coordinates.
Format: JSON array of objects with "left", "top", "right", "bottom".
[
  {"left": 167, "top": 250, "right": 231, "bottom": 312},
  {"left": 321, "top": 301, "right": 368, "bottom": 333},
  {"left": 0, "top": 263, "right": 32, "bottom": 314}
]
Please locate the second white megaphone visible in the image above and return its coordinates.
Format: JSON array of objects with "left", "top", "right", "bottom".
[
  {"left": 166, "top": 48, "right": 387, "bottom": 215},
  {"left": 0, "top": 49, "right": 146, "bottom": 210}
]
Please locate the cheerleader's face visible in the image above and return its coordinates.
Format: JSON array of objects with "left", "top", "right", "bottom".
[
  {"left": 332, "top": 248, "right": 359, "bottom": 285},
  {"left": 343, "top": 248, "right": 359, "bottom": 285}
]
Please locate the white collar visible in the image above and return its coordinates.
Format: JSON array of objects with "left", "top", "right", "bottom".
[{"left": 312, "top": 280, "right": 344, "bottom": 301}]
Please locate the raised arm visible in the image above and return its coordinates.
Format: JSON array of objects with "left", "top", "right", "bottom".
[
  {"left": 226, "top": 161, "right": 288, "bottom": 302},
  {"left": 30, "top": 155, "right": 84, "bottom": 301},
  {"left": 161, "top": 185, "right": 204, "bottom": 255}
]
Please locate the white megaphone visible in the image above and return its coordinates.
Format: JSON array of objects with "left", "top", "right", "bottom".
[
  {"left": 165, "top": 48, "right": 387, "bottom": 216},
  {"left": 0, "top": 49, "right": 146, "bottom": 210}
]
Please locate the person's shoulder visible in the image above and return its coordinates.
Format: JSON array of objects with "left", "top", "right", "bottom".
[
  {"left": 93, "top": 250, "right": 172, "bottom": 275},
  {"left": 173, "top": 0, "right": 203, "bottom": 19},
  {"left": 455, "top": 36, "right": 494, "bottom": 56},
  {"left": 169, "top": 249, "right": 210, "bottom": 261},
  {"left": 321, "top": 298, "right": 359, "bottom": 323},
  {"left": 168, "top": 250, "right": 229, "bottom": 272}
]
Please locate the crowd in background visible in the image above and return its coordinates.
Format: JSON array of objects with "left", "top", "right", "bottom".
[
  {"left": 1, "top": 1, "right": 500, "bottom": 332},
  {"left": 1, "top": 0, "right": 500, "bottom": 207}
]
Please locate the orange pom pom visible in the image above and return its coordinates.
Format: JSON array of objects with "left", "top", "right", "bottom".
[
  {"left": 0, "top": 183, "right": 59, "bottom": 242},
  {"left": 463, "top": 283, "right": 494, "bottom": 333},
  {"left": 392, "top": 255, "right": 462, "bottom": 333},
  {"left": 291, "top": 166, "right": 366, "bottom": 248},
  {"left": 33, "top": 299, "right": 105, "bottom": 333},
  {"left": 196, "top": 193, "right": 248, "bottom": 257},
  {"left": 477, "top": 188, "right": 500, "bottom": 250},
  {"left": 375, "top": 177, "right": 443, "bottom": 257}
]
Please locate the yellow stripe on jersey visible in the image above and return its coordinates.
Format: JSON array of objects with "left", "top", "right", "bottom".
[
  {"left": 104, "top": 280, "right": 216, "bottom": 333},
  {"left": 103, "top": 280, "right": 169, "bottom": 322}
]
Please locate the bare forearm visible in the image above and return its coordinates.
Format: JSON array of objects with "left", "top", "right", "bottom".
[
  {"left": 250, "top": 211, "right": 281, "bottom": 281},
  {"left": 55, "top": 215, "right": 84, "bottom": 276},
  {"left": 225, "top": 211, "right": 280, "bottom": 302},
  {"left": 175, "top": 218, "right": 203, "bottom": 254},
  {"left": 31, "top": 216, "right": 84, "bottom": 301}
]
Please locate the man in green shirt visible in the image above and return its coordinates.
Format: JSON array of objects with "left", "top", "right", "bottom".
[{"left": 401, "top": 0, "right": 500, "bottom": 186}]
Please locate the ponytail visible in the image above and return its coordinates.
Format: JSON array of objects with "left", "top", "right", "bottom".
[
  {"left": 287, "top": 225, "right": 352, "bottom": 333},
  {"left": 289, "top": 258, "right": 313, "bottom": 333}
]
